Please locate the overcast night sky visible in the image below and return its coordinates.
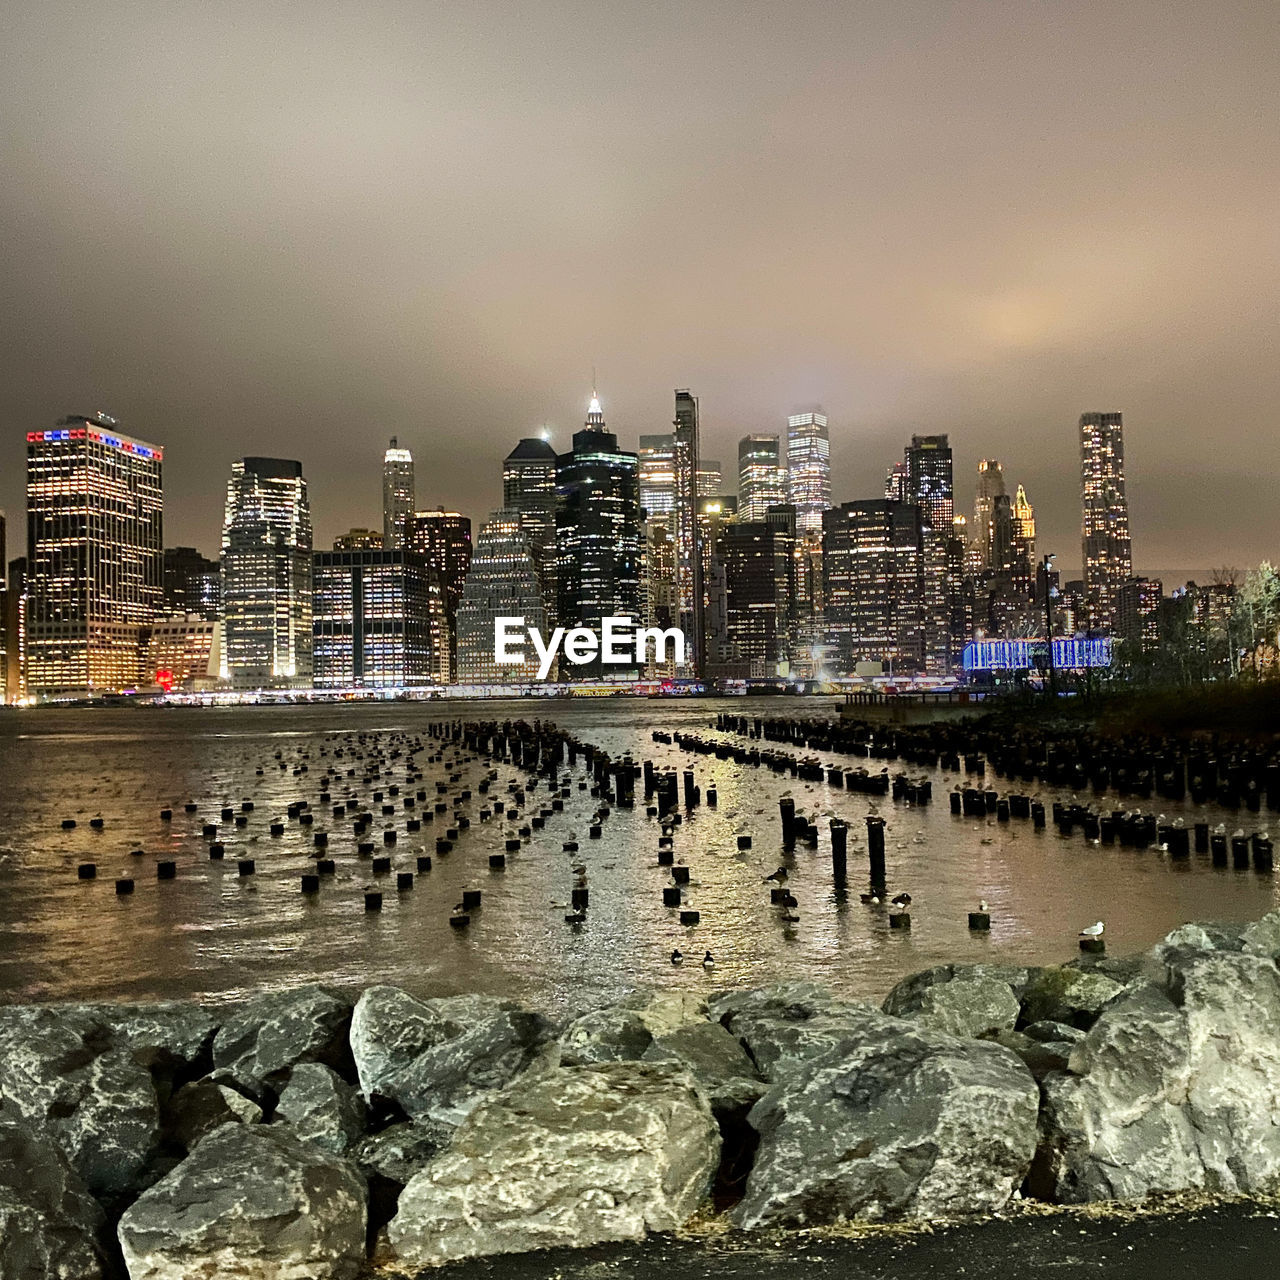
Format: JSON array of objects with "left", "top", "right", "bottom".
[{"left": 1, "top": 0, "right": 1276, "bottom": 574}]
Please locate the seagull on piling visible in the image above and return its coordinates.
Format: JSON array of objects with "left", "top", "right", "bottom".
[{"left": 1079, "top": 921, "right": 1105, "bottom": 937}]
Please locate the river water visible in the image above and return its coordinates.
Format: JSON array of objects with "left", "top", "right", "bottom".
[{"left": 0, "top": 699, "right": 1274, "bottom": 1014}]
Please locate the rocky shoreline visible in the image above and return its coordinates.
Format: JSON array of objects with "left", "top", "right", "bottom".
[{"left": 4, "top": 909, "right": 1280, "bottom": 1278}]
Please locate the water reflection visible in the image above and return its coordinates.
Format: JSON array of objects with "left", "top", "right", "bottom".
[{"left": 0, "top": 699, "right": 1273, "bottom": 1015}]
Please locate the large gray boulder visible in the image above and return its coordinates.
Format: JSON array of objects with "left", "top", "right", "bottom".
[
  {"left": 118, "top": 1123, "right": 367, "bottom": 1280},
  {"left": 0, "top": 1111, "right": 112, "bottom": 1280},
  {"left": 734, "top": 1021, "right": 1038, "bottom": 1228},
  {"left": 711, "top": 984, "right": 885, "bottom": 1079},
  {"left": 167, "top": 1077, "right": 263, "bottom": 1151},
  {"left": 1036, "top": 949, "right": 1280, "bottom": 1202},
  {"left": 349, "top": 987, "right": 550, "bottom": 1125},
  {"left": 275, "top": 1062, "right": 367, "bottom": 1156},
  {"left": 73, "top": 1001, "right": 219, "bottom": 1070},
  {"left": 212, "top": 985, "right": 352, "bottom": 1086},
  {"left": 1242, "top": 910, "right": 1280, "bottom": 959},
  {"left": 0, "top": 1005, "right": 160, "bottom": 1200},
  {"left": 884, "top": 973, "right": 1020, "bottom": 1039},
  {"left": 559, "top": 990, "right": 709, "bottom": 1065},
  {"left": 388, "top": 1062, "right": 720, "bottom": 1267},
  {"left": 1018, "top": 966, "right": 1125, "bottom": 1031},
  {"left": 353, "top": 1120, "right": 452, "bottom": 1186},
  {"left": 641, "top": 1020, "right": 765, "bottom": 1115}
]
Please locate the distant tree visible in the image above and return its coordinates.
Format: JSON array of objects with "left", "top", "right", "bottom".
[{"left": 1231, "top": 562, "right": 1280, "bottom": 679}]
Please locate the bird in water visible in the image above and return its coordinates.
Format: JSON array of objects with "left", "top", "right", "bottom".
[
  {"left": 859, "top": 891, "right": 882, "bottom": 905},
  {"left": 1079, "top": 921, "right": 1105, "bottom": 938},
  {"left": 891, "top": 892, "right": 912, "bottom": 907},
  {"left": 702, "top": 951, "right": 715, "bottom": 968},
  {"left": 671, "top": 949, "right": 684, "bottom": 965}
]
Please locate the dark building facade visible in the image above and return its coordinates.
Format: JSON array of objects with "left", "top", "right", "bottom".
[
  {"left": 404, "top": 508, "right": 472, "bottom": 683},
  {"left": 502, "top": 437, "right": 558, "bottom": 627},
  {"left": 555, "top": 396, "right": 642, "bottom": 679},
  {"left": 163, "top": 546, "right": 220, "bottom": 620}
]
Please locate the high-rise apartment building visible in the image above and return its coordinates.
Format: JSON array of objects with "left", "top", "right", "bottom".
[
  {"left": 555, "top": 395, "right": 642, "bottom": 679},
  {"left": 637, "top": 433, "right": 676, "bottom": 519},
  {"left": 972, "top": 459, "right": 1006, "bottom": 570},
  {"left": 672, "top": 390, "right": 704, "bottom": 675},
  {"left": 163, "top": 546, "right": 220, "bottom": 621},
  {"left": 718, "top": 520, "right": 790, "bottom": 677},
  {"left": 382, "top": 438, "right": 415, "bottom": 550},
  {"left": 312, "top": 548, "right": 436, "bottom": 688},
  {"left": 1117, "top": 576, "right": 1163, "bottom": 655},
  {"left": 26, "top": 414, "right": 164, "bottom": 696},
  {"left": 456, "top": 509, "right": 547, "bottom": 683},
  {"left": 404, "top": 508, "right": 472, "bottom": 683},
  {"left": 503, "top": 437, "right": 558, "bottom": 626},
  {"left": 738, "top": 435, "right": 787, "bottom": 521},
  {"left": 220, "top": 457, "right": 313, "bottom": 689},
  {"left": 897, "top": 434, "right": 956, "bottom": 674},
  {"left": 822, "top": 500, "right": 924, "bottom": 675},
  {"left": 1080, "top": 412, "right": 1132, "bottom": 632},
  {"left": 785, "top": 407, "right": 830, "bottom": 534}
]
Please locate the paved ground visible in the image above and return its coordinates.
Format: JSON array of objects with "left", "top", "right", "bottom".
[{"left": 401, "top": 1200, "right": 1280, "bottom": 1280}]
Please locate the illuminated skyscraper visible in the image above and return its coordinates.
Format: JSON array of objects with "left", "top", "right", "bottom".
[
  {"left": 1080, "top": 412, "right": 1132, "bottom": 631},
  {"left": 312, "top": 548, "right": 436, "bottom": 688},
  {"left": 638, "top": 433, "right": 676, "bottom": 519},
  {"left": 898, "top": 434, "right": 956, "bottom": 674},
  {"left": 556, "top": 395, "right": 642, "bottom": 679},
  {"left": 672, "top": 390, "right": 704, "bottom": 675},
  {"left": 785, "top": 407, "right": 830, "bottom": 534},
  {"left": 696, "top": 459, "right": 722, "bottom": 500},
  {"left": 738, "top": 434, "right": 786, "bottom": 520},
  {"left": 972, "top": 459, "right": 1006, "bottom": 570},
  {"left": 718, "top": 519, "right": 791, "bottom": 676},
  {"left": 822, "top": 500, "right": 924, "bottom": 675},
  {"left": 220, "top": 457, "right": 313, "bottom": 688},
  {"left": 503, "top": 437, "right": 558, "bottom": 625},
  {"left": 382, "top": 438, "right": 415, "bottom": 550},
  {"left": 456, "top": 509, "right": 547, "bottom": 683},
  {"left": 1117, "top": 575, "right": 1163, "bottom": 655},
  {"left": 26, "top": 414, "right": 164, "bottom": 696},
  {"left": 333, "top": 529, "right": 384, "bottom": 551},
  {"left": 404, "top": 508, "right": 471, "bottom": 682},
  {"left": 902, "top": 435, "right": 954, "bottom": 529}
]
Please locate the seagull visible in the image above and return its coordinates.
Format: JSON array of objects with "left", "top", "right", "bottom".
[
  {"left": 671, "top": 949, "right": 684, "bottom": 965},
  {"left": 763, "top": 866, "right": 788, "bottom": 883},
  {"left": 1079, "top": 921, "right": 1105, "bottom": 937},
  {"left": 978, "top": 898, "right": 989, "bottom": 912}
]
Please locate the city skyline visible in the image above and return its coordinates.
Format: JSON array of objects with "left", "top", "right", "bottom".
[{"left": 0, "top": 3, "right": 1276, "bottom": 570}]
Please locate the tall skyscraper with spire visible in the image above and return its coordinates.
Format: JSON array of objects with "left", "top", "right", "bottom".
[
  {"left": 785, "top": 407, "right": 830, "bottom": 534},
  {"left": 382, "top": 437, "right": 415, "bottom": 550},
  {"left": 555, "top": 393, "right": 642, "bottom": 679},
  {"left": 1080, "top": 411, "right": 1132, "bottom": 632}
]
